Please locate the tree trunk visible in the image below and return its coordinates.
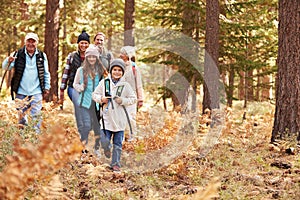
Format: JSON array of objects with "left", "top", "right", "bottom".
[
  {"left": 227, "top": 65, "right": 235, "bottom": 107},
  {"left": 124, "top": 0, "right": 134, "bottom": 46},
  {"left": 261, "top": 74, "right": 270, "bottom": 100},
  {"left": 203, "top": 0, "right": 220, "bottom": 112},
  {"left": 246, "top": 70, "right": 254, "bottom": 101},
  {"left": 272, "top": 0, "right": 300, "bottom": 142},
  {"left": 61, "top": 0, "right": 67, "bottom": 73},
  {"left": 107, "top": 0, "right": 114, "bottom": 50},
  {"left": 44, "top": 0, "right": 59, "bottom": 102},
  {"left": 256, "top": 69, "right": 261, "bottom": 101},
  {"left": 238, "top": 71, "right": 245, "bottom": 100},
  {"left": 6, "top": 1, "right": 27, "bottom": 90}
]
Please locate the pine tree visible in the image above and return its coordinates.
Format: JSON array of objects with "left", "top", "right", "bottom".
[{"left": 272, "top": 0, "right": 300, "bottom": 143}]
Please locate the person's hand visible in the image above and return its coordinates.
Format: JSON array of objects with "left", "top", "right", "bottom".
[
  {"left": 101, "top": 97, "right": 109, "bottom": 104},
  {"left": 114, "top": 96, "right": 122, "bottom": 104},
  {"left": 8, "top": 56, "right": 16, "bottom": 63},
  {"left": 59, "top": 91, "right": 64, "bottom": 105},
  {"left": 78, "top": 84, "right": 85, "bottom": 92},
  {"left": 43, "top": 89, "right": 50, "bottom": 100},
  {"left": 138, "top": 101, "right": 143, "bottom": 108},
  {"left": 97, "top": 45, "right": 104, "bottom": 54}
]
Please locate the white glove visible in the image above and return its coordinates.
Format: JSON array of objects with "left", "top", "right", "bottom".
[{"left": 114, "top": 96, "right": 123, "bottom": 104}]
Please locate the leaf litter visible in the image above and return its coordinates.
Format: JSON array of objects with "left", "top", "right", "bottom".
[{"left": 0, "top": 99, "right": 299, "bottom": 199}]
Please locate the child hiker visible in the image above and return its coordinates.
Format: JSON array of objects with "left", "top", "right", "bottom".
[
  {"left": 73, "top": 45, "right": 106, "bottom": 157},
  {"left": 92, "top": 58, "right": 136, "bottom": 172}
]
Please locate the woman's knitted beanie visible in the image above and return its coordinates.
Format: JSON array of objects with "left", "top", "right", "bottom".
[
  {"left": 110, "top": 58, "right": 125, "bottom": 74},
  {"left": 77, "top": 30, "right": 90, "bottom": 43},
  {"left": 85, "top": 46, "right": 99, "bottom": 57}
]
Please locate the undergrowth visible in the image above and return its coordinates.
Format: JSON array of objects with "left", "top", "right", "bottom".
[{"left": 0, "top": 100, "right": 299, "bottom": 199}]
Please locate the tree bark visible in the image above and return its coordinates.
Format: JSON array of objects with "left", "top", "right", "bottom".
[
  {"left": 238, "top": 71, "right": 245, "bottom": 100},
  {"left": 246, "top": 70, "right": 254, "bottom": 101},
  {"left": 203, "top": 0, "right": 220, "bottom": 112},
  {"left": 124, "top": 0, "right": 134, "bottom": 46},
  {"left": 227, "top": 65, "right": 235, "bottom": 107},
  {"left": 261, "top": 74, "right": 270, "bottom": 100},
  {"left": 44, "top": 0, "right": 59, "bottom": 102},
  {"left": 272, "top": 0, "right": 300, "bottom": 142}
]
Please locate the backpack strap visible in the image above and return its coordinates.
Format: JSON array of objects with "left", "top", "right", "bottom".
[
  {"left": 102, "top": 111, "right": 106, "bottom": 136},
  {"left": 122, "top": 105, "right": 133, "bottom": 137},
  {"left": 115, "top": 84, "right": 133, "bottom": 136},
  {"left": 131, "top": 62, "right": 139, "bottom": 101},
  {"left": 107, "top": 53, "right": 111, "bottom": 69},
  {"left": 132, "top": 62, "right": 136, "bottom": 77},
  {"left": 116, "top": 85, "right": 124, "bottom": 96}
]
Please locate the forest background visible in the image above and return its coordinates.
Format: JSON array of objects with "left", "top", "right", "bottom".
[
  {"left": 0, "top": 0, "right": 278, "bottom": 106},
  {"left": 0, "top": 0, "right": 300, "bottom": 199}
]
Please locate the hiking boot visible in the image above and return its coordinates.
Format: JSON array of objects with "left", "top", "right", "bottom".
[
  {"left": 94, "top": 149, "right": 101, "bottom": 158},
  {"left": 126, "top": 136, "right": 135, "bottom": 142},
  {"left": 104, "top": 150, "right": 111, "bottom": 158},
  {"left": 112, "top": 165, "right": 120, "bottom": 172}
]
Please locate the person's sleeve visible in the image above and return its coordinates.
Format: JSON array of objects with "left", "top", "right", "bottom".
[
  {"left": 2, "top": 58, "right": 9, "bottom": 70},
  {"left": 60, "top": 53, "right": 72, "bottom": 91},
  {"left": 135, "top": 67, "right": 144, "bottom": 102},
  {"left": 43, "top": 53, "right": 51, "bottom": 90},
  {"left": 73, "top": 68, "right": 84, "bottom": 92},
  {"left": 92, "top": 79, "right": 104, "bottom": 103},
  {"left": 2, "top": 52, "right": 17, "bottom": 70},
  {"left": 109, "top": 51, "right": 114, "bottom": 60}
]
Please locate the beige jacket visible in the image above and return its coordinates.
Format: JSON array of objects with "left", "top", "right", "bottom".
[
  {"left": 92, "top": 76, "right": 137, "bottom": 131},
  {"left": 122, "top": 61, "right": 144, "bottom": 102}
]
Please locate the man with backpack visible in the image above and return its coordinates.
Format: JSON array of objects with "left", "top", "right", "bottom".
[
  {"left": 2, "top": 32, "right": 51, "bottom": 133},
  {"left": 93, "top": 32, "right": 113, "bottom": 71}
]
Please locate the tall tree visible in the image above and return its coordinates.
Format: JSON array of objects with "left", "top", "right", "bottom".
[
  {"left": 272, "top": 0, "right": 300, "bottom": 143},
  {"left": 219, "top": 0, "right": 277, "bottom": 107},
  {"left": 203, "top": 0, "right": 220, "bottom": 112},
  {"left": 44, "top": 0, "right": 59, "bottom": 101},
  {"left": 142, "top": 0, "right": 203, "bottom": 111},
  {"left": 124, "top": 0, "right": 135, "bottom": 45}
]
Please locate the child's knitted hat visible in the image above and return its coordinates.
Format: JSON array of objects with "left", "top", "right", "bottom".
[{"left": 110, "top": 58, "right": 125, "bottom": 74}]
